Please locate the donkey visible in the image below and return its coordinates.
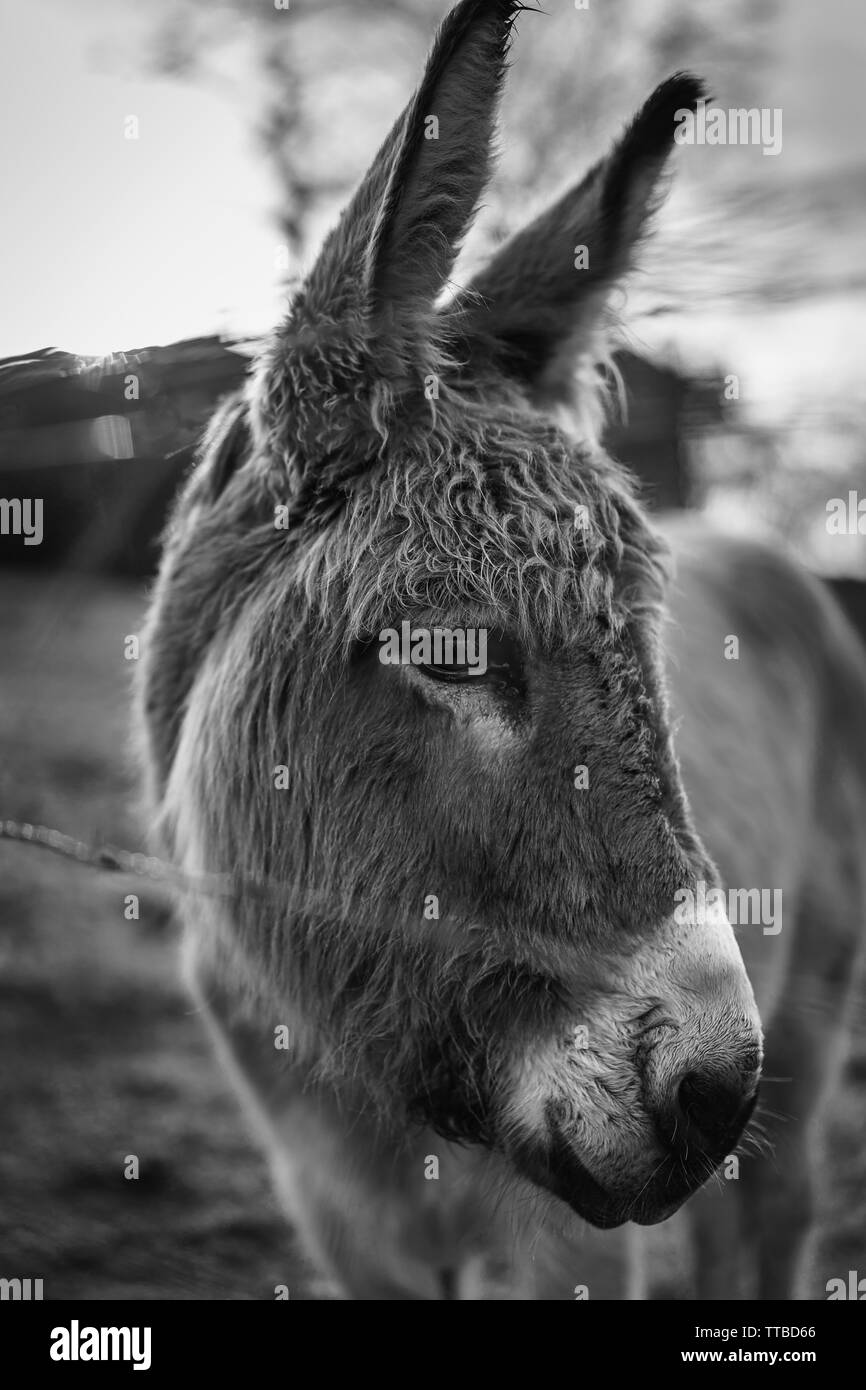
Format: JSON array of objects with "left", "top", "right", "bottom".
[{"left": 138, "top": 0, "right": 866, "bottom": 1300}]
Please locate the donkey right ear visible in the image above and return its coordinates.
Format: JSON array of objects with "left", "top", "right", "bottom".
[
  {"left": 446, "top": 74, "right": 706, "bottom": 405},
  {"left": 299, "top": 0, "right": 520, "bottom": 349}
]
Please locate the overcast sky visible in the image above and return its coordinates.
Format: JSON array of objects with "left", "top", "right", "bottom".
[{"left": 0, "top": 0, "right": 283, "bottom": 356}]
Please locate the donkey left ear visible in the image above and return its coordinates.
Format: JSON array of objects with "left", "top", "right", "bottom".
[
  {"left": 445, "top": 74, "right": 706, "bottom": 403},
  {"left": 366, "top": 0, "right": 520, "bottom": 326},
  {"left": 254, "top": 0, "right": 521, "bottom": 487},
  {"left": 298, "top": 0, "right": 520, "bottom": 343}
]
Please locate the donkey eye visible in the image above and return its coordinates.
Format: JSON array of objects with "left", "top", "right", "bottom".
[
  {"left": 417, "top": 661, "right": 481, "bottom": 683},
  {"left": 418, "top": 632, "right": 526, "bottom": 694}
]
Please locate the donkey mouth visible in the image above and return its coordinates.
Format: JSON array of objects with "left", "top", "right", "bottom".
[
  {"left": 626, "top": 1159, "right": 721, "bottom": 1227},
  {"left": 511, "top": 1119, "right": 748, "bottom": 1230},
  {"left": 510, "top": 1130, "right": 627, "bottom": 1229}
]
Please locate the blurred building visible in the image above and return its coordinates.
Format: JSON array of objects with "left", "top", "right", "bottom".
[{"left": 0, "top": 339, "right": 248, "bottom": 574}]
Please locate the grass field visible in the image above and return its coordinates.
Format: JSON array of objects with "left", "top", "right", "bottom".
[
  {"left": 1, "top": 570, "right": 864, "bottom": 1300},
  {"left": 0, "top": 571, "right": 315, "bottom": 1299}
]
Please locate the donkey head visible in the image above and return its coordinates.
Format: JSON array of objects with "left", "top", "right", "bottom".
[{"left": 156, "top": 0, "right": 762, "bottom": 1229}]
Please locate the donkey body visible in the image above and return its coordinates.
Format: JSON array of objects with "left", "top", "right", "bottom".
[
  {"left": 138, "top": 0, "right": 866, "bottom": 1300},
  {"left": 645, "top": 519, "right": 866, "bottom": 1299}
]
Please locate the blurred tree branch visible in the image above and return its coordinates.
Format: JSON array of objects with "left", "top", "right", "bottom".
[{"left": 144, "top": 0, "right": 437, "bottom": 256}]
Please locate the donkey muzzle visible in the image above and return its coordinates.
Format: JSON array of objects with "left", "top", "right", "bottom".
[{"left": 505, "top": 906, "right": 763, "bottom": 1226}]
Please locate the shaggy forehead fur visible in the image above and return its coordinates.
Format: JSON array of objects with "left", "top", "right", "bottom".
[{"left": 285, "top": 402, "right": 670, "bottom": 661}]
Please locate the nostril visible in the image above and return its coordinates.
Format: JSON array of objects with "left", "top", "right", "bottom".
[
  {"left": 680, "top": 1072, "right": 734, "bottom": 1133},
  {"left": 669, "top": 1071, "right": 758, "bottom": 1156}
]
